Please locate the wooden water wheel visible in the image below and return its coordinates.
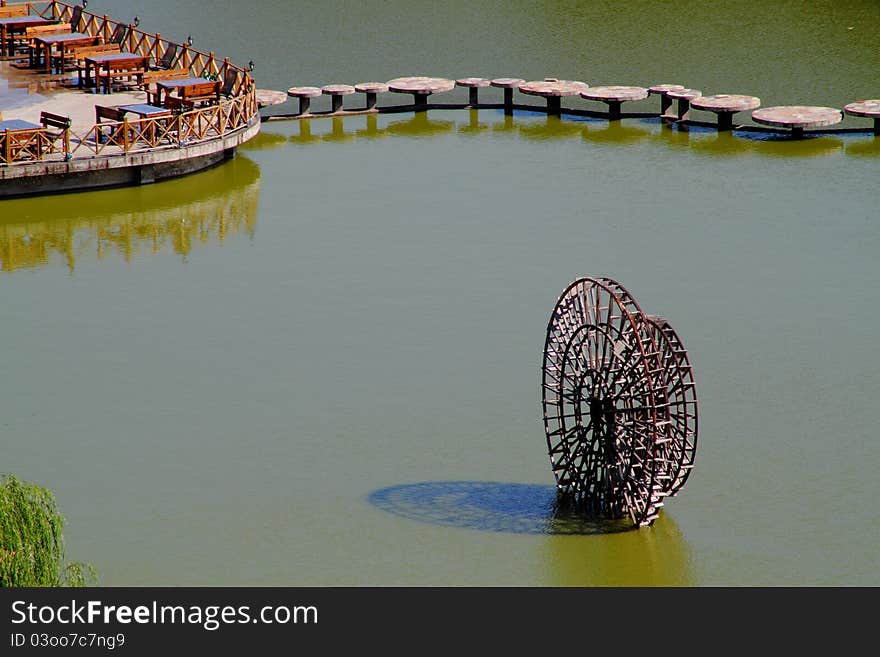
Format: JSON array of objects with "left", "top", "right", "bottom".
[{"left": 541, "top": 277, "right": 698, "bottom": 527}]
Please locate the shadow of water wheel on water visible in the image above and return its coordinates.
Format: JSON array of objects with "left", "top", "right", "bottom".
[{"left": 367, "top": 482, "right": 636, "bottom": 535}]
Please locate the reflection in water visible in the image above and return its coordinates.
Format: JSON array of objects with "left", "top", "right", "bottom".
[
  {"left": 725, "top": 131, "right": 844, "bottom": 158},
  {"left": 458, "top": 109, "right": 489, "bottom": 135},
  {"left": 546, "top": 512, "right": 695, "bottom": 586},
  {"left": 845, "top": 137, "right": 880, "bottom": 157},
  {"left": 581, "top": 121, "right": 650, "bottom": 145},
  {"left": 370, "top": 481, "right": 696, "bottom": 584},
  {"left": 517, "top": 115, "right": 585, "bottom": 141},
  {"left": 369, "top": 481, "right": 634, "bottom": 535},
  {"left": 262, "top": 109, "right": 869, "bottom": 161},
  {"left": 323, "top": 116, "right": 355, "bottom": 143},
  {"left": 385, "top": 112, "right": 455, "bottom": 137},
  {"left": 0, "top": 156, "right": 260, "bottom": 273}
]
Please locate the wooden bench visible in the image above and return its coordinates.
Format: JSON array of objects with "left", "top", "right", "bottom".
[
  {"left": 24, "top": 22, "right": 71, "bottom": 65},
  {"left": 94, "top": 104, "right": 128, "bottom": 145},
  {"left": 24, "top": 23, "right": 71, "bottom": 40},
  {"left": 162, "top": 95, "right": 195, "bottom": 114},
  {"left": 94, "top": 55, "right": 149, "bottom": 94},
  {"left": 0, "top": 6, "right": 29, "bottom": 18},
  {"left": 39, "top": 111, "right": 71, "bottom": 157},
  {"left": 140, "top": 68, "right": 190, "bottom": 104},
  {"left": 70, "top": 43, "right": 120, "bottom": 80}
]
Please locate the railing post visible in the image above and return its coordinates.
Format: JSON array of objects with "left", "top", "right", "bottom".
[
  {"left": 181, "top": 43, "right": 189, "bottom": 71},
  {"left": 102, "top": 15, "right": 110, "bottom": 43},
  {"left": 208, "top": 51, "right": 216, "bottom": 77},
  {"left": 155, "top": 33, "right": 161, "bottom": 62}
]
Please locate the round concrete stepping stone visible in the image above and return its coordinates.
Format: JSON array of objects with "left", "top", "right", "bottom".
[
  {"left": 321, "top": 84, "right": 355, "bottom": 95},
  {"left": 752, "top": 106, "right": 842, "bottom": 137},
  {"left": 386, "top": 77, "right": 455, "bottom": 95},
  {"left": 287, "top": 86, "right": 322, "bottom": 115},
  {"left": 519, "top": 79, "right": 589, "bottom": 97},
  {"left": 843, "top": 99, "right": 880, "bottom": 134},
  {"left": 648, "top": 84, "right": 686, "bottom": 95},
  {"left": 287, "top": 86, "right": 322, "bottom": 98},
  {"left": 490, "top": 78, "right": 525, "bottom": 112},
  {"left": 387, "top": 77, "right": 455, "bottom": 109},
  {"left": 581, "top": 85, "right": 648, "bottom": 102},
  {"left": 256, "top": 89, "right": 287, "bottom": 108},
  {"left": 490, "top": 78, "right": 524, "bottom": 88},
  {"left": 666, "top": 88, "right": 702, "bottom": 101},
  {"left": 843, "top": 99, "right": 880, "bottom": 117},
  {"left": 692, "top": 94, "right": 761, "bottom": 113},
  {"left": 355, "top": 82, "right": 389, "bottom": 94},
  {"left": 355, "top": 82, "right": 389, "bottom": 110},
  {"left": 322, "top": 84, "right": 356, "bottom": 113},
  {"left": 691, "top": 94, "right": 761, "bottom": 130},
  {"left": 580, "top": 86, "right": 648, "bottom": 119},
  {"left": 519, "top": 79, "right": 589, "bottom": 116},
  {"left": 456, "top": 77, "right": 490, "bottom": 106},
  {"left": 456, "top": 77, "right": 490, "bottom": 88},
  {"left": 648, "top": 84, "right": 686, "bottom": 115},
  {"left": 665, "top": 88, "right": 702, "bottom": 121}
]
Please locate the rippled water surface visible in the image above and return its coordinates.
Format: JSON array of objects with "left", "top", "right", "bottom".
[{"left": 2, "top": 1, "right": 879, "bottom": 585}]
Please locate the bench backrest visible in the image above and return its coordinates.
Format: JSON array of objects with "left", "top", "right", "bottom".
[
  {"left": 0, "top": 6, "right": 28, "bottom": 18},
  {"left": 71, "top": 43, "right": 121, "bottom": 61},
  {"left": 181, "top": 80, "right": 220, "bottom": 102},
  {"left": 163, "top": 96, "right": 194, "bottom": 113},
  {"left": 69, "top": 5, "right": 83, "bottom": 31},
  {"left": 25, "top": 23, "right": 72, "bottom": 38},
  {"left": 40, "top": 111, "right": 71, "bottom": 131},
  {"left": 141, "top": 67, "right": 190, "bottom": 85},
  {"left": 95, "top": 105, "right": 126, "bottom": 123},
  {"left": 108, "top": 23, "right": 127, "bottom": 45},
  {"left": 157, "top": 43, "right": 178, "bottom": 69}
]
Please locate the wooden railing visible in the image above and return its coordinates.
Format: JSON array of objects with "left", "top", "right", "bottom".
[
  {"left": 66, "top": 88, "right": 257, "bottom": 157},
  {"left": 1, "top": 1, "right": 257, "bottom": 164}
]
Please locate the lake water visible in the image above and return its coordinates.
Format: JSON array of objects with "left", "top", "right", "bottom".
[{"left": 2, "top": 1, "right": 879, "bottom": 585}]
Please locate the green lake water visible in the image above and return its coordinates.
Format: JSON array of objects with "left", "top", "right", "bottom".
[{"left": 2, "top": 1, "right": 879, "bottom": 585}]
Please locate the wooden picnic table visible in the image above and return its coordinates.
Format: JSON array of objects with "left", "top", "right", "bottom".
[
  {"left": 0, "top": 15, "right": 55, "bottom": 57},
  {"left": 83, "top": 52, "right": 149, "bottom": 94},
  {"left": 31, "top": 32, "right": 96, "bottom": 72},
  {"left": 116, "top": 103, "right": 173, "bottom": 143},
  {"left": 154, "top": 77, "right": 221, "bottom": 106},
  {"left": 116, "top": 103, "right": 173, "bottom": 119},
  {"left": 0, "top": 118, "right": 47, "bottom": 163}
]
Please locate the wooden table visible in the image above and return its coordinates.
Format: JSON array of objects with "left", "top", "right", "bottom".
[
  {"left": 154, "top": 77, "right": 221, "bottom": 106},
  {"left": 0, "top": 119, "right": 47, "bottom": 163},
  {"left": 83, "top": 52, "right": 149, "bottom": 94},
  {"left": 32, "top": 32, "right": 96, "bottom": 72},
  {"left": 0, "top": 15, "right": 55, "bottom": 57},
  {"left": 116, "top": 103, "right": 173, "bottom": 143}
]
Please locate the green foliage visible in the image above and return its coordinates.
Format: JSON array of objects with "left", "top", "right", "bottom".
[{"left": 0, "top": 475, "right": 96, "bottom": 587}]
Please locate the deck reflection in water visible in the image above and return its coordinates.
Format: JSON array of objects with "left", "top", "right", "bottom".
[{"left": 0, "top": 156, "right": 261, "bottom": 273}]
